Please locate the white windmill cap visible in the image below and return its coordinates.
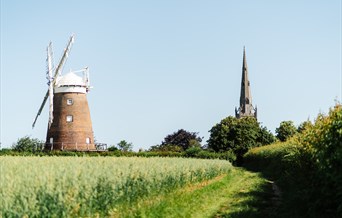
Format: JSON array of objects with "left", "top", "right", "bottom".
[
  {"left": 55, "top": 72, "right": 88, "bottom": 93},
  {"left": 56, "top": 72, "right": 85, "bottom": 86}
]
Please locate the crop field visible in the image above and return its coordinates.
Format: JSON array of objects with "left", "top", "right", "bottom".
[{"left": 0, "top": 156, "right": 232, "bottom": 217}]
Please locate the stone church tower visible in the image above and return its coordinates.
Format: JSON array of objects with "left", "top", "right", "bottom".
[{"left": 235, "top": 47, "right": 257, "bottom": 119}]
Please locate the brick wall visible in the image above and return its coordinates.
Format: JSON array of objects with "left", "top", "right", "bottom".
[{"left": 46, "top": 92, "right": 95, "bottom": 150}]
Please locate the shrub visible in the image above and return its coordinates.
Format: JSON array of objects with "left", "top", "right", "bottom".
[
  {"left": 108, "top": 145, "right": 118, "bottom": 151},
  {"left": 244, "top": 104, "right": 342, "bottom": 217},
  {"left": 275, "top": 121, "right": 297, "bottom": 142},
  {"left": 12, "top": 136, "right": 44, "bottom": 152},
  {"left": 303, "top": 104, "right": 342, "bottom": 214},
  {"left": 185, "top": 146, "right": 202, "bottom": 157},
  {"left": 149, "top": 144, "right": 183, "bottom": 152}
]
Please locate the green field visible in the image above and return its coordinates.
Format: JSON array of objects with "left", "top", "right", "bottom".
[
  {"left": 1, "top": 156, "right": 280, "bottom": 217},
  {"left": 1, "top": 157, "right": 235, "bottom": 217}
]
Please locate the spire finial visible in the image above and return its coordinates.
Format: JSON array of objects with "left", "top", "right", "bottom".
[{"left": 243, "top": 46, "right": 247, "bottom": 67}]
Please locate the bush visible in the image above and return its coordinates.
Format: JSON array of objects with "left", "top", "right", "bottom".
[
  {"left": 108, "top": 145, "right": 118, "bottom": 151},
  {"left": 304, "top": 104, "right": 342, "bottom": 214},
  {"left": 244, "top": 104, "right": 342, "bottom": 217},
  {"left": 185, "top": 146, "right": 202, "bottom": 157},
  {"left": 12, "top": 136, "right": 44, "bottom": 152},
  {"left": 149, "top": 144, "right": 183, "bottom": 152},
  {"left": 275, "top": 121, "right": 297, "bottom": 142}
]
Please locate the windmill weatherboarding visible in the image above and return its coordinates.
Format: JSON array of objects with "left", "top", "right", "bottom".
[{"left": 33, "top": 35, "right": 98, "bottom": 151}]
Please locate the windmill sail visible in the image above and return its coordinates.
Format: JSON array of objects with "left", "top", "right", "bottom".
[
  {"left": 47, "top": 42, "right": 54, "bottom": 129},
  {"left": 32, "top": 34, "right": 75, "bottom": 128}
]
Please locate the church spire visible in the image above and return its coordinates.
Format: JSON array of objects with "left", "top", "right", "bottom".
[{"left": 235, "top": 47, "right": 257, "bottom": 119}]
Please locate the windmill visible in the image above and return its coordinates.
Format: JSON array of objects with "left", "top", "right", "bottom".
[{"left": 33, "top": 35, "right": 95, "bottom": 151}]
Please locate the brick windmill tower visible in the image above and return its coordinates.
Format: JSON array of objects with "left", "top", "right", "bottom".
[
  {"left": 235, "top": 47, "right": 257, "bottom": 119},
  {"left": 32, "top": 35, "right": 95, "bottom": 151}
]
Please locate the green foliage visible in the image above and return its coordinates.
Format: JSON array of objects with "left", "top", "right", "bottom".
[
  {"left": 107, "top": 145, "right": 119, "bottom": 151},
  {"left": 207, "top": 116, "right": 274, "bottom": 164},
  {"left": 207, "top": 116, "right": 238, "bottom": 152},
  {"left": 297, "top": 120, "right": 313, "bottom": 133},
  {"left": 0, "top": 148, "right": 236, "bottom": 162},
  {"left": 161, "top": 129, "right": 202, "bottom": 151},
  {"left": 275, "top": 120, "right": 297, "bottom": 141},
  {"left": 258, "top": 126, "right": 276, "bottom": 145},
  {"left": 184, "top": 146, "right": 202, "bottom": 157},
  {"left": 149, "top": 144, "right": 184, "bottom": 152},
  {"left": 188, "top": 139, "right": 201, "bottom": 148},
  {"left": 117, "top": 140, "right": 133, "bottom": 152},
  {"left": 303, "top": 104, "right": 342, "bottom": 215},
  {"left": 11, "top": 136, "right": 44, "bottom": 152},
  {"left": 244, "top": 104, "right": 342, "bottom": 217},
  {"left": 194, "top": 150, "right": 236, "bottom": 163}
]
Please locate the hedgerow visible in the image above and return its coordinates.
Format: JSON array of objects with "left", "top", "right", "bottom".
[
  {"left": 244, "top": 104, "right": 342, "bottom": 217},
  {"left": 0, "top": 149, "right": 236, "bottom": 163}
]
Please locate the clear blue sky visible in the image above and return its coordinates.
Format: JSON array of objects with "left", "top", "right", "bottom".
[{"left": 1, "top": 0, "right": 341, "bottom": 150}]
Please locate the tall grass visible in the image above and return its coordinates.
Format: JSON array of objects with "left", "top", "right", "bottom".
[{"left": 0, "top": 157, "right": 232, "bottom": 217}]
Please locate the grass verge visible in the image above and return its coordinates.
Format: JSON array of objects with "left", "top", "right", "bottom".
[{"left": 112, "top": 168, "right": 277, "bottom": 218}]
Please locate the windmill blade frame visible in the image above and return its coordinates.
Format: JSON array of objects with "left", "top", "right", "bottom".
[
  {"left": 32, "top": 90, "right": 49, "bottom": 128},
  {"left": 47, "top": 42, "right": 54, "bottom": 129},
  {"left": 32, "top": 34, "right": 75, "bottom": 128}
]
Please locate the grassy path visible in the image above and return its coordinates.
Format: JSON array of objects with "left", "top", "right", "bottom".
[{"left": 113, "top": 168, "right": 278, "bottom": 218}]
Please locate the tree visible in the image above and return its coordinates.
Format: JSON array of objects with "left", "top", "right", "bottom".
[
  {"left": 297, "top": 120, "right": 313, "bottom": 133},
  {"left": 161, "top": 129, "right": 202, "bottom": 151},
  {"left": 258, "top": 126, "right": 276, "bottom": 145},
  {"left": 149, "top": 129, "right": 203, "bottom": 152},
  {"left": 275, "top": 121, "right": 297, "bottom": 141},
  {"left": 188, "top": 139, "right": 201, "bottom": 148},
  {"left": 117, "top": 140, "right": 133, "bottom": 152},
  {"left": 207, "top": 116, "right": 274, "bottom": 164},
  {"left": 107, "top": 145, "right": 118, "bottom": 151},
  {"left": 12, "top": 136, "right": 44, "bottom": 152}
]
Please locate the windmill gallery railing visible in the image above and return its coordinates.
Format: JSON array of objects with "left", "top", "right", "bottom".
[{"left": 44, "top": 142, "right": 108, "bottom": 151}]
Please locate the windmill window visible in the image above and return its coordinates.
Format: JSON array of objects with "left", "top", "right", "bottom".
[
  {"left": 67, "top": 99, "right": 73, "bottom": 105},
  {"left": 86, "top": 138, "right": 91, "bottom": 144},
  {"left": 66, "top": 115, "right": 73, "bottom": 122}
]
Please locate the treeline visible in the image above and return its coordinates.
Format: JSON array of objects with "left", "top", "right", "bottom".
[
  {"left": 5, "top": 118, "right": 274, "bottom": 165},
  {"left": 244, "top": 104, "right": 342, "bottom": 217},
  {"left": 4, "top": 112, "right": 305, "bottom": 165}
]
